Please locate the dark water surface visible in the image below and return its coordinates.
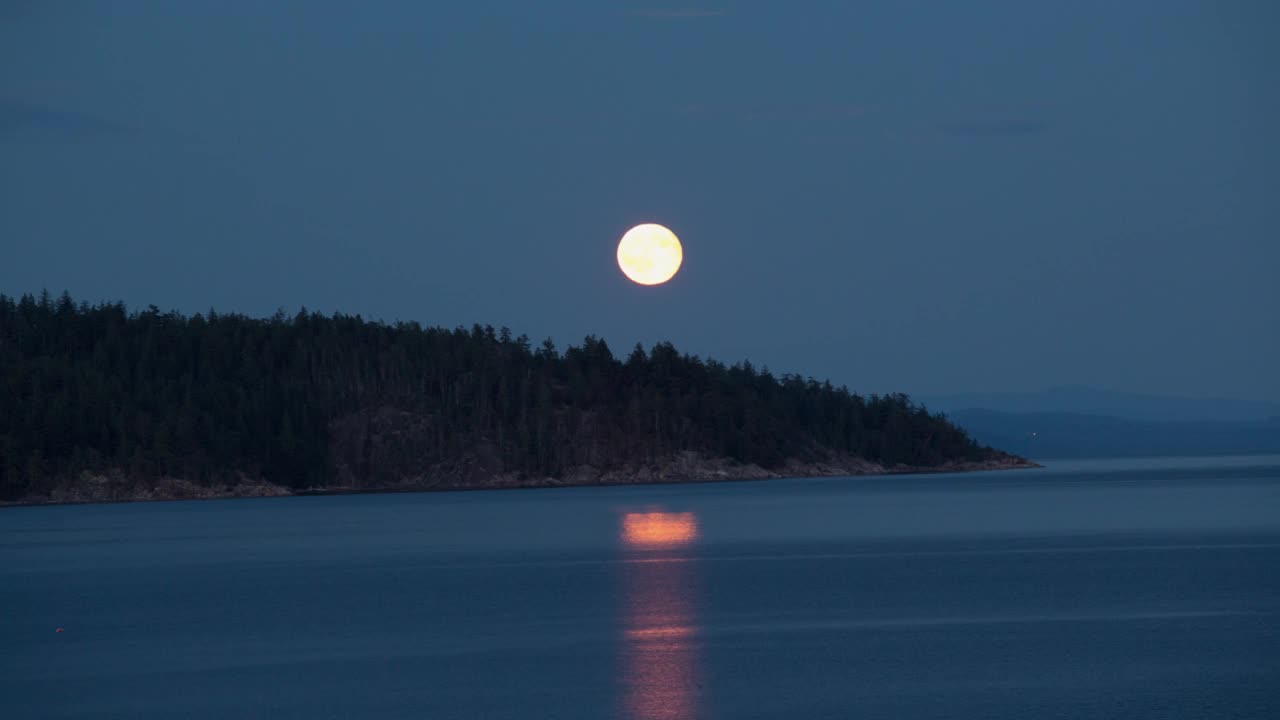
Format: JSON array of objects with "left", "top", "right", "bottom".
[{"left": 4, "top": 456, "right": 1279, "bottom": 719}]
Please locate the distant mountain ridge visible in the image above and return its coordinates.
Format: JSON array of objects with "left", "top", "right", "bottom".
[
  {"left": 949, "top": 409, "right": 1280, "bottom": 460},
  {"left": 925, "top": 385, "right": 1280, "bottom": 423}
]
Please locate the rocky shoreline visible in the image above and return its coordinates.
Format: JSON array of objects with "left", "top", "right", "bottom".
[{"left": 2, "top": 452, "right": 1039, "bottom": 507}]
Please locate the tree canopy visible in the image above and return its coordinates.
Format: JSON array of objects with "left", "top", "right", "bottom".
[{"left": 0, "top": 291, "right": 996, "bottom": 501}]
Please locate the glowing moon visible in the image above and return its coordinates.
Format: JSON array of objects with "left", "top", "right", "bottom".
[{"left": 617, "top": 224, "right": 683, "bottom": 286}]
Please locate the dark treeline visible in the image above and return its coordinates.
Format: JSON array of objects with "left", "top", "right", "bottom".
[{"left": 0, "top": 291, "right": 996, "bottom": 500}]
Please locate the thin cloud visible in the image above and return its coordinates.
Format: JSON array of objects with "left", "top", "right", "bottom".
[
  {"left": 0, "top": 1, "right": 37, "bottom": 21},
  {"left": 680, "top": 101, "right": 871, "bottom": 122},
  {"left": 938, "top": 119, "right": 1049, "bottom": 137},
  {"left": 627, "top": 8, "right": 727, "bottom": 20},
  {"left": 0, "top": 100, "right": 128, "bottom": 137}
]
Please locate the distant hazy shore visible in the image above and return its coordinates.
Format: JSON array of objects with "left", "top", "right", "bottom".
[{"left": 2, "top": 453, "right": 1039, "bottom": 507}]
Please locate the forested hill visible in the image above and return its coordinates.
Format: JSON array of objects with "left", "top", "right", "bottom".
[{"left": 0, "top": 292, "right": 1025, "bottom": 503}]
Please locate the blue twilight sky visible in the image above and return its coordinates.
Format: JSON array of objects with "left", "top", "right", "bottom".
[{"left": 2, "top": 1, "right": 1276, "bottom": 401}]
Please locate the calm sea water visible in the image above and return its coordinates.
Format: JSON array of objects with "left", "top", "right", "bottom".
[{"left": 3, "top": 456, "right": 1279, "bottom": 719}]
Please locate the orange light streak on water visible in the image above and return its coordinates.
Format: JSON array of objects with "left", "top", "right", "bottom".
[
  {"left": 620, "top": 511, "right": 701, "bottom": 720},
  {"left": 622, "top": 512, "right": 699, "bottom": 548}
]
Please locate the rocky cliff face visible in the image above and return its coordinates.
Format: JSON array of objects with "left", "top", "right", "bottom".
[
  {"left": 7, "top": 451, "right": 1037, "bottom": 506},
  {"left": 6, "top": 405, "right": 1036, "bottom": 506},
  {"left": 320, "top": 405, "right": 1037, "bottom": 495},
  {"left": 29, "top": 472, "right": 289, "bottom": 505}
]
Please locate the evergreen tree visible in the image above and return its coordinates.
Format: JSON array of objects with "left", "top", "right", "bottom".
[{"left": 0, "top": 291, "right": 1002, "bottom": 501}]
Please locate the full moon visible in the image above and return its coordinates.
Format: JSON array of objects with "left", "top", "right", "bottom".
[{"left": 617, "top": 223, "right": 683, "bottom": 286}]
